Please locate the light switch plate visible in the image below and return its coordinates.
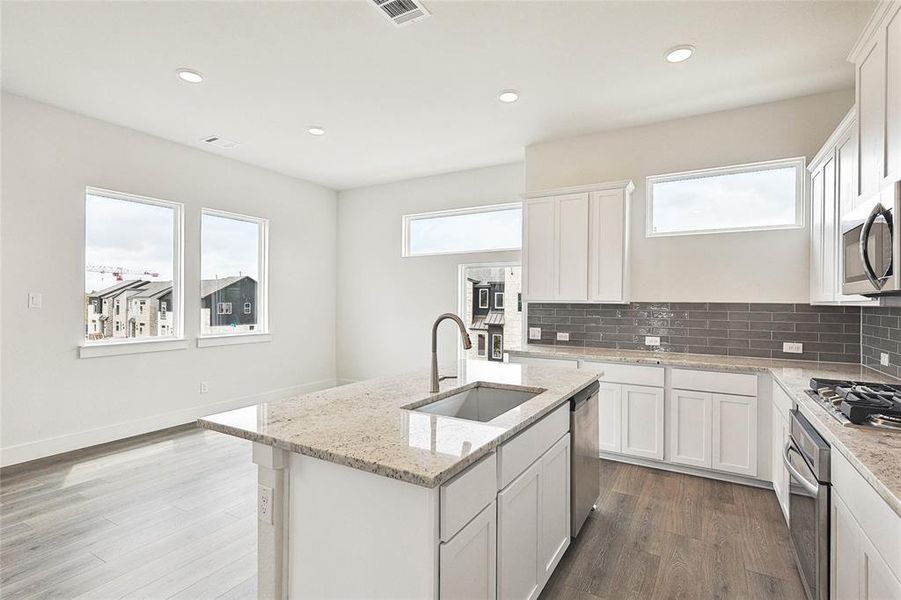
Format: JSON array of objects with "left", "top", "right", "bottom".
[
  {"left": 644, "top": 336, "right": 661, "bottom": 347},
  {"left": 881, "top": 352, "right": 890, "bottom": 366},
  {"left": 528, "top": 327, "right": 541, "bottom": 340},
  {"left": 27, "top": 292, "right": 42, "bottom": 309},
  {"left": 782, "top": 342, "right": 803, "bottom": 354},
  {"left": 556, "top": 332, "right": 569, "bottom": 341}
]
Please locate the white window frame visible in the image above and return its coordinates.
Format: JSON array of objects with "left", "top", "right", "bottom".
[
  {"left": 217, "top": 302, "right": 233, "bottom": 315},
  {"left": 198, "top": 208, "right": 270, "bottom": 347},
  {"left": 80, "top": 187, "right": 186, "bottom": 359},
  {"left": 494, "top": 291, "right": 504, "bottom": 309},
  {"left": 401, "top": 202, "right": 522, "bottom": 257},
  {"left": 478, "top": 288, "right": 489, "bottom": 309},
  {"left": 645, "top": 157, "right": 806, "bottom": 238}
]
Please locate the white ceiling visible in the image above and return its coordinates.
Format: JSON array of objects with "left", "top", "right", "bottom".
[{"left": 1, "top": 1, "right": 875, "bottom": 190}]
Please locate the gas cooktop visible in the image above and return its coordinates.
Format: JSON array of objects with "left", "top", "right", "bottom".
[{"left": 807, "top": 377, "right": 901, "bottom": 431}]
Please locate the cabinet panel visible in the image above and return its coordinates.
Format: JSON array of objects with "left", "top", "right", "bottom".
[
  {"left": 857, "top": 37, "right": 887, "bottom": 197},
  {"left": 588, "top": 189, "right": 627, "bottom": 303},
  {"left": 811, "top": 166, "right": 826, "bottom": 303},
  {"left": 823, "top": 156, "right": 837, "bottom": 302},
  {"left": 620, "top": 385, "right": 664, "bottom": 461},
  {"left": 524, "top": 198, "right": 557, "bottom": 301},
  {"left": 538, "top": 435, "right": 570, "bottom": 584},
  {"left": 669, "top": 390, "right": 711, "bottom": 468},
  {"left": 832, "top": 492, "right": 861, "bottom": 600},
  {"left": 498, "top": 461, "right": 541, "bottom": 600},
  {"left": 598, "top": 382, "right": 622, "bottom": 453},
  {"left": 556, "top": 193, "right": 589, "bottom": 301},
  {"left": 860, "top": 534, "right": 901, "bottom": 600},
  {"left": 440, "top": 501, "right": 497, "bottom": 600},
  {"left": 771, "top": 411, "right": 789, "bottom": 524},
  {"left": 711, "top": 393, "right": 757, "bottom": 476},
  {"left": 887, "top": 4, "right": 901, "bottom": 180}
]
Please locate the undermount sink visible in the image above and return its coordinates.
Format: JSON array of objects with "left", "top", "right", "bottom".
[{"left": 412, "top": 384, "right": 541, "bottom": 422}]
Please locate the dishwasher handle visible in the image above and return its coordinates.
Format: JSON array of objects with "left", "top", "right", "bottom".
[{"left": 571, "top": 381, "right": 600, "bottom": 411}]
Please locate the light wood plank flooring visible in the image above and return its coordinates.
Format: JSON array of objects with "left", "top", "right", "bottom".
[
  {"left": 540, "top": 460, "right": 806, "bottom": 600},
  {"left": 2, "top": 427, "right": 805, "bottom": 599}
]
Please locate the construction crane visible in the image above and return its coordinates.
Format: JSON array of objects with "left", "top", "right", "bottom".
[{"left": 85, "top": 265, "right": 160, "bottom": 282}]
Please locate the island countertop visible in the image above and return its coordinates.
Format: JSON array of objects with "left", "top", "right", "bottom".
[{"left": 198, "top": 360, "right": 600, "bottom": 488}]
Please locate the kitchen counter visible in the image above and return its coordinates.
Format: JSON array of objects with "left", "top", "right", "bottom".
[
  {"left": 198, "top": 359, "right": 600, "bottom": 488},
  {"left": 510, "top": 344, "right": 901, "bottom": 517}
]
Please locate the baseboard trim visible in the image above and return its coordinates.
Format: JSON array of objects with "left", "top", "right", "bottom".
[
  {"left": 599, "top": 452, "right": 773, "bottom": 490},
  {"left": 0, "top": 378, "right": 338, "bottom": 468}
]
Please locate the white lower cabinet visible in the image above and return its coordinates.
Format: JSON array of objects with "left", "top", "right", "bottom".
[
  {"left": 440, "top": 501, "right": 497, "bottom": 600},
  {"left": 597, "top": 382, "right": 622, "bottom": 453},
  {"left": 668, "top": 389, "right": 712, "bottom": 469},
  {"left": 538, "top": 435, "right": 571, "bottom": 583},
  {"left": 860, "top": 534, "right": 901, "bottom": 600},
  {"left": 711, "top": 393, "right": 757, "bottom": 476},
  {"left": 620, "top": 384, "right": 665, "bottom": 460},
  {"left": 771, "top": 409, "right": 789, "bottom": 523}
]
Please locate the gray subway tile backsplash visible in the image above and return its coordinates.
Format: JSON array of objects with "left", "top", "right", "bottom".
[
  {"left": 527, "top": 302, "right": 862, "bottom": 363},
  {"left": 861, "top": 306, "right": 901, "bottom": 378}
]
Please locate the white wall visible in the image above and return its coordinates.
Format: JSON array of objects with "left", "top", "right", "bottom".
[
  {"left": 1, "top": 94, "right": 338, "bottom": 465},
  {"left": 526, "top": 89, "right": 855, "bottom": 302},
  {"left": 336, "top": 163, "right": 524, "bottom": 382}
]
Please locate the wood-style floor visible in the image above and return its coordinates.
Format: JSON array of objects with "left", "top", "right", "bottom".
[
  {"left": 540, "top": 460, "right": 806, "bottom": 600},
  {"left": 2, "top": 427, "right": 805, "bottom": 599}
]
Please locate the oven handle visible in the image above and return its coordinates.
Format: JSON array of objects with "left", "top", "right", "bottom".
[
  {"left": 860, "top": 202, "right": 893, "bottom": 290},
  {"left": 783, "top": 442, "right": 820, "bottom": 496}
]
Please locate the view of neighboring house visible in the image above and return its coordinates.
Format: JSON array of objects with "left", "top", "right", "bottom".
[
  {"left": 200, "top": 275, "right": 258, "bottom": 335},
  {"left": 463, "top": 265, "right": 522, "bottom": 361},
  {"left": 85, "top": 275, "right": 257, "bottom": 339}
]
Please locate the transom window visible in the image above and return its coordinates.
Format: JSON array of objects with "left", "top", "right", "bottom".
[
  {"left": 646, "top": 158, "right": 804, "bottom": 237},
  {"left": 402, "top": 203, "right": 522, "bottom": 257}
]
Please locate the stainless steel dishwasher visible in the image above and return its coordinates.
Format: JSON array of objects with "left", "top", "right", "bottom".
[{"left": 570, "top": 381, "right": 600, "bottom": 537}]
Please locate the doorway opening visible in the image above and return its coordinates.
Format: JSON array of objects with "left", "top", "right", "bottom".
[{"left": 458, "top": 263, "right": 522, "bottom": 361}]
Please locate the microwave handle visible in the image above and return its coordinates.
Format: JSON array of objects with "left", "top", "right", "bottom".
[{"left": 860, "top": 202, "right": 893, "bottom": 290}]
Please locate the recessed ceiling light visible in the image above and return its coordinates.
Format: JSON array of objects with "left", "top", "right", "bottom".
[
  {"left": 665, "top": 45, "right": 695, "bottom": 63},
  {"left": 176, "top": 68, "right": 204, "bottom": 83},
  {"left": 497, "top": 89, "right": 520, "bottom": 103},
  {"left": 307, "top": 126, "right": 326, "bottom": 136}
]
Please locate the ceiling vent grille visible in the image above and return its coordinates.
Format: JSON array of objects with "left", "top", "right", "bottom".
[
  {"left": 371, "top": 0, "right": 430, "bottom": 27},
  {"left": 202, "top": 135, "right": 239, "bottom": 150}
]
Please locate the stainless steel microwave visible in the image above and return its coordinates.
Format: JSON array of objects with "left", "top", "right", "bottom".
[{"left": 842, "top": 181, "right": 901, "bottom": 296}]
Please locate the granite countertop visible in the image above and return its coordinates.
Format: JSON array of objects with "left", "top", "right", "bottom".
[
  {"left": 198, "top": 359, "right": 600, "bottom": 488},
  {"left": 511, "top": 344, "right": 901, "bottom": 517}
]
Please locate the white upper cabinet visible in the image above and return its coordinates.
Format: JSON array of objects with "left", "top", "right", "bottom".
[
  {"left": 523, "top": 181, "right": 633, "bottom": 304},
  {"left": 850, "top": 1, "right": 901, "bottom": 196}
]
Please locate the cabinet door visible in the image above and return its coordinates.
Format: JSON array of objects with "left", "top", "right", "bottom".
[
  {"left": 857, "top": 35, "right": 887, "bottom": 198},
  {"left": 620, "top": 385, "right": 664, "bottom": 461},
  {"left": 440, "top": 501, "right": 497, "bottom": 600},
  {"left": 669, "top": 389, "right": 711, "bottom": 468},
  {"left": 588, "top": 189, "right": 627, "bottom": 303},
  {"left": 711, "top": 393, "right": 757, "bottom": 476},
  {"left": 524, "top": 197, "right": 557, "bottom": 301},
  {"left": 832, "top": 492, "right": 861, "bottom": 600},
  {"left": 538, "top": 435, "right": 570, "bottom": 585},
  {"left": 810, "top": 165, "right": 826, "bottom": 303},
  {"left": 887, "top": 4, "right": 901, "bottom": 181},
  {"left": 598, "top": 382, "right": 622, "bottom": 453},
  {"left": 823, "top": 156, "right": 838, "bottom": 302},
  {"left": 860, "top": 533, "right": 901, "bottom": 600},
  {"left": 498, "top": 461, "right": 541, "bottom": 600},
  {"left": 771, "top": 410, "right": 789, "bottom": 524},
  {"left": 555, "top": 193, "right": 589, "bottom": 301}
]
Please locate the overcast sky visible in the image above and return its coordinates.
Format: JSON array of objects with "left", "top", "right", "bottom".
[
  {"left": 409, "top": 206, "right": 521, "bottom": 254},
  {"left": 84, "top": 194, "right": 258, "bottom": 293}
]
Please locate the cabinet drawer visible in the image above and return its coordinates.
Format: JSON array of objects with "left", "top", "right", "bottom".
[
  {"left": 581, "top": 361, "right": 663, "bottom": 387},
  {"left": 510, "top": 356, "right": 579, "bottom": 369},
  {"left": 498, "top": 403, "right": 569, "bottom": 489},
  {"left": 831, "top": 449, "right": 901, "bottom": 579},
  {"left": 440, "top": 453, "right": 497, "bottom": 542},
  {"left": 671, "top": 368, "right": 757, "bottom": 396},
  {"left": 772, "top": 380, "right": 794, "bottom": 418}
]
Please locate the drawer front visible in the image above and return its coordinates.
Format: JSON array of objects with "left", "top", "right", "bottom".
[
  {"left": 772, "top": 379, "right": 794, "bottom": 418},
  {"left": 581, "top": 361, "right": 664, "bottom": 387},
  {"left": 671, "top": 368, "right": 758, "bottom": 397},
  {"left": 498, "top": 403, "right": 569, "bottom": 489},
  {"left": 831, "top": 449, "right": 901, "bottom": 579},
  {"left": 509, "top": 356, "right": 579, "bottom": 369},
  {"left": 440, "top": 453, "right": 497, "bottom": 542}
]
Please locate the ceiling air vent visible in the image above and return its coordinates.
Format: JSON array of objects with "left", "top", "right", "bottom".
[
  {"left": 371, "top": 0, "right": 430, "bottom": 27},
  {"left": 202, "top": 135, "right": 239, "bottom": 150}
]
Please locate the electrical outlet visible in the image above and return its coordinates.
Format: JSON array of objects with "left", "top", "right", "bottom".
[
  {"left": 556, "top": 332, "right": 570, "bottom": 341},
  {"left": 27, "top": 292, "right": 42, "bottom": 309},
  {"left": 782, "top": 342, "right": 803, "bottom": 354},
  {"left": 258, "top": 485, "right": 274, "bottom": 524},
  {"left": 200, "top": 381, "right": 209, "bottom": 394},
  {"left": 644, "top": 336, "right": 661, "bottom": 347},
  {"left": 529, "top": 327, "right": 541, "bottom": 340},
  {"left": 881, "top": 352, "right": 890, "bottom": 366}
]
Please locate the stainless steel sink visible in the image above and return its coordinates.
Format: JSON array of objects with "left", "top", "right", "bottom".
[{"left": 411, "top": 384, "right": 541, "bottom": 422}]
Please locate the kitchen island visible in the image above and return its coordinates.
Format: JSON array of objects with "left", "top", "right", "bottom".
[{"left": 198, "top": 359, "right": 600, "bottom": 599}]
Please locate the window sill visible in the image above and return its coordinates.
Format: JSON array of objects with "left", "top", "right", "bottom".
[
  {"left": 79, "top": 338, "right": 189, "bottom": 359},
  {"left": 196, "top": 333, "right": 272, "bottom": 348}
]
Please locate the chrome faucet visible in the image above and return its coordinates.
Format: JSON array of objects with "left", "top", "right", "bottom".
[{"left": 430, "top": 313, "right": 472, "bottom": 393}]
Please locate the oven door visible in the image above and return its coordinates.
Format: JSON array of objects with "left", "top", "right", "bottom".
[
  {"left": 784, "top": 441, "right": 829, "bottom": 600},
  {"left": 842, "top": 182, "right": 901, "bottom": 296}
]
